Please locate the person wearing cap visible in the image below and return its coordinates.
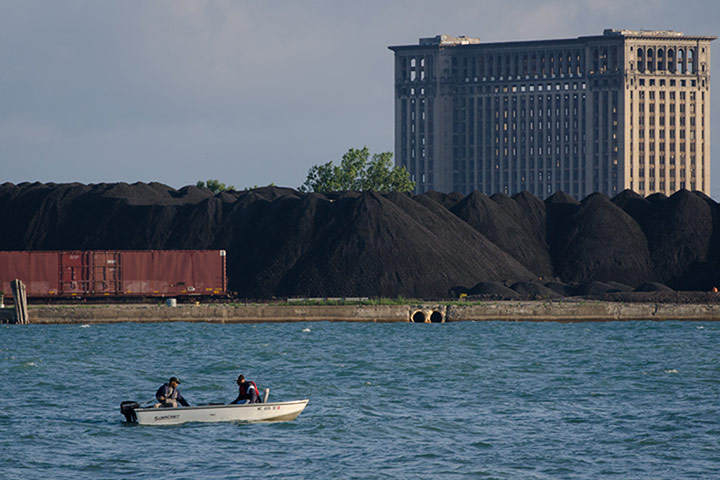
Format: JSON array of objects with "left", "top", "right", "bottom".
[
  {"left": 230, "top": 375, "right": 261, "bottom": 404},
  {"left": 155, "top": 376, "right": 190, "bottom": 408}
]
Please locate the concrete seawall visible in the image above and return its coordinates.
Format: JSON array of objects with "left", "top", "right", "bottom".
[
  {"left": 20, "top": 304, "right": 412, "bottom": 324},
  {"left": 3, "top": 300, "right": 719, "bottom": 324},
  {"left": 448, "top": 301, "right": 720, "bottom": 322}
]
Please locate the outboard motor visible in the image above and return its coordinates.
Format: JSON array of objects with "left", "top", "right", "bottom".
[{"left": 120, "top": 401, "right": 140, "bottom": 423}]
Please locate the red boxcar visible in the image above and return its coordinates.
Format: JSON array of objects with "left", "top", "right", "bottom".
[{"left": 0, "top": 250, "right": 227, "bottom": 299}]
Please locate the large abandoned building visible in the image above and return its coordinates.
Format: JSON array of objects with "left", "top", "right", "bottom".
[{"left": 389, "top": 29, "right": 714, "bottom": 197}]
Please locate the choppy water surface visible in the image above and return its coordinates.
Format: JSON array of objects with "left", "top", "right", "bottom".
[{"left": 1, "top": 321, "right": 719, "bottom": 479}]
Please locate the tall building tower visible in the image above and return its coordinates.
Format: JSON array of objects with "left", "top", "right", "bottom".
[{"left": 389, "top": 30, "right": 714, "bottom": 197}]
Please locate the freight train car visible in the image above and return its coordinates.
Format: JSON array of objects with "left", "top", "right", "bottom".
[{"left": 0, "top": 250, "right": 227, "bottom": 300}]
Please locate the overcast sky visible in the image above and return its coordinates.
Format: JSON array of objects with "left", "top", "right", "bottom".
[{"left": 1, "top": 0, "right": 719, "bottom": 197}]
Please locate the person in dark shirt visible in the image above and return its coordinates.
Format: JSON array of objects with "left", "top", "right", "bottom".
[
  {"left": 155, "top": 376, "right": 190, "bottom": 408},
  {"left": 231, "top": 375, "right": 261, "bottom": 404}
]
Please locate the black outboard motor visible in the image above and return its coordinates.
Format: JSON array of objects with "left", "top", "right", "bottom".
[{"left": 120, "top": 401, "right": 140, "bottom": 423}]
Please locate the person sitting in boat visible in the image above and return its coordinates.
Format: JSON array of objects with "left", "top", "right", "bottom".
[
  {"left": 155, "top": 376, "right": 190, "bottom": 408},
  {"left": 230, "top": 375, "right": 261, "bottom": 404}
]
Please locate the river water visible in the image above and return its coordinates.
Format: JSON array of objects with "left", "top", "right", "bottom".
[{"left": 2, "top": 321, "right": 719, "bottom": 479}]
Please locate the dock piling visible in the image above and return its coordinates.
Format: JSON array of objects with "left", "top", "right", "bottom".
[{"left": 10, "top": 279, "right": 28, "bottom": 324}]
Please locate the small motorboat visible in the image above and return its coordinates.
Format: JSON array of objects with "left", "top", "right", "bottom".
[{"left": 120, "top": 390, "right": 308, "bottom": 425}]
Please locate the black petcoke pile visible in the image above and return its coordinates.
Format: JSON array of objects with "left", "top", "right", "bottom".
[{"left": 1, "top": 182, "right": 719, "bottom": 299}]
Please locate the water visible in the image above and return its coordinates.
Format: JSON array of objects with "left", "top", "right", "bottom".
[{"left": 2, "top": 321, "right": 719, "bottom": 479}]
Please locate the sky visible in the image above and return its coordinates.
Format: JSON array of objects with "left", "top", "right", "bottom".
[{"left": 2, "top": 0, "right": 719, "bottom": 197}]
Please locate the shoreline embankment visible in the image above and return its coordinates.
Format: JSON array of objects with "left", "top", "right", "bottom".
[{"left": 2, "top": 300, "right": 720, "bottom": 324}]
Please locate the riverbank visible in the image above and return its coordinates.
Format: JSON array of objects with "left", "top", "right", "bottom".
[{"left": 3, "top": 299, "right": 720, "bottom": 324}]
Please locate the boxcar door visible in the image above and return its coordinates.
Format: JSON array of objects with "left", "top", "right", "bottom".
[
  {"left": 91, "top": 251, "right": 121, "bottom": 296},
  {"left": 59, "top": 252, "right": 89, "bottom": 295}
]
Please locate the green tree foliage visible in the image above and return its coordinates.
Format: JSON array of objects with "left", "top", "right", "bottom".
[
  {"left": 300, "top": 147, "right": 414, "bottom": 193},
  {"left": 196, "top": 179, "right": 235, "bottom": 194}
]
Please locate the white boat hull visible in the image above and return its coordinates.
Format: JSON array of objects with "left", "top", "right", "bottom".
[{"left": 130, "top": 399, "right": 309, "bottom": 426}]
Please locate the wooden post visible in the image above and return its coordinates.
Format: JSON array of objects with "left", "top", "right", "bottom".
[{"left": 11, "top": 279, "right": 28, "bottom": 325}]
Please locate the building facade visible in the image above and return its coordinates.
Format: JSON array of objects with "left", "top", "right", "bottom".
[{"left": 389, "top": 29, "right": 714, "bottom": 197}]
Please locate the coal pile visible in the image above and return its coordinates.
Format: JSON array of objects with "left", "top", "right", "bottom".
[
  {"left": 614, "top": 189, "right": 720, "bottom": 289},
  {"left": 549, "top": 193, "right": 655, "bottom": 286},
  {"left": 509, "top": 281, "right": 561, "bottom": 299},
  {"left": 612, "top": 189, "right": 653, "bottom": 225},
  {"left": 417, "top": 190, "right": 464, "bottom": 209},
  {"left": 465, "top": 281, "right": 520, "bottom": 300},
  {"left": 450, "top": 191, "right": 553, "bottom": 278},
  {"left": 572, "top": 281, "right": 627, "bottom": 296},
  {"left": 544, "top": 281, "right": 574, "bottom": 296},
  {"left": 224, "top": 190, "right": 535, "bottom": 298},
  {"left": 635, "top": 282, "right": 675, "bottom": 293},
  {"left": 1, "top": 182, "right": 719, "bottom": 299}
]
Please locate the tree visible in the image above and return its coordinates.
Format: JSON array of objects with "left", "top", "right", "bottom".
[
  {"left": 196, "top": 179, "right": 235, "bottom": 193},
  {"left": 300, "top": 147, "right": 414, "bottom": 193}
]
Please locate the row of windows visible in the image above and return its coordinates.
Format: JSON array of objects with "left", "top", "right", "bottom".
[
  {"left": 636, "top": 167, "right": 695, "bottom": 177},
  {"left": 635, "top": 46, "right": 702, "bottom": 74},
  {"left": 451, "top": 93, "right": 588, "bottom": 112},
  {"left": 400, "top": 45, "right": 631, "bottom": 86},
  {"left": 637, "top": 90, "right": 703, "bottom": 100},
  {"left": 637, "top": 142, "right": 701, "bottom": 155},
  {"left": 452, "top": 175, "right": 589, "bottom": 197},
  {"left": 637, "top": 129, "right": 697, "bottom": 140},
  {"left": 636, "top": 105, "right": 702, "bottom": 116},
  {"left": 633, "top": 153, "right": 698, "bottom": 163},
  {"left": 635, "top": 181, "right": 698, "bottom": 193},
  {"left": 447, "top": 49, "right": 587, "bottom": 81},
  {"left": 632, "top": 78, "right": 705, "bottom": 90},
  {"left": 397, "top": 82, "right": 588, "bottom": 99},
  {"left": 398, "top": 43, "right": 707, "bottom": 85}
]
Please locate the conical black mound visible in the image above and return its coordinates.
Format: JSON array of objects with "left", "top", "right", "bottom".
[{"left": 551, "top": 193, "right": 655, "bottom": 287}]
